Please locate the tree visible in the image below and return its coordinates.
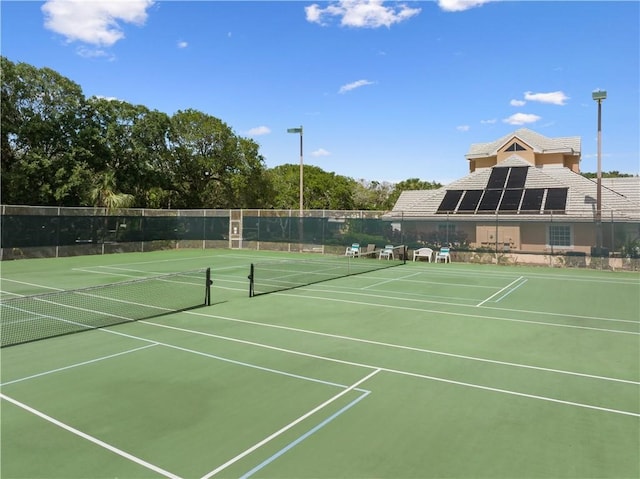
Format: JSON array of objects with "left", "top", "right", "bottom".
[
  {"left": 582, "top": 171, "right": 636, "bottom": 178},
  {"left": 352, "top": 180, "right": 394, "bottom": 210},
  {"left": 1, "top": 57, "right": 90, "bottom": 205},
  {"left": 0, "top": 57, "right": 450, "bottom": 210},
  {"left": 231, "top": 137, "right": 275, "bottom": 208},
  {"left": 269, "top": 164, "right": 357, "bottom": 210},
  {"left": 84, "top": 97, "right": 173, "bottom": 207},
  {"left": 386, "top": 178, "right": 442, "bottom": 209},
  {"left": 89, "top": 170, "right": 134, "bottom": 209},
  {"left": 168, "top": 109, "right": 272, "bottom": 208}
]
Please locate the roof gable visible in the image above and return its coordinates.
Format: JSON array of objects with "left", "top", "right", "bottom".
[{"left": 466, "top": 128, "right": 581, "bottom": 158}]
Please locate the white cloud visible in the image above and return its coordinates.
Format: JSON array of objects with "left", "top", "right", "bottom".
[
  {"left": 456, "top": 125, "right": 470, "bottom": 132},
  {"left": 339, "top": 79, "right": 374, "bottom": 94},
  {"left": 311, "top": 148, "right": 331, "bottom": 157},
  {"left": 77, "top": 46, "right": 113, "bottom": 60},
  {"left": 306, "top": 0, "right": 420, "bottom": 28},
  {"left": 480, "top": 118, "right": 497, "bottom": 124},
  {"left": 305, "top": 4, "right": 324, "bottom": 23},
  {"left": 246, "top": 126, "right": 271, "bottom": 136},
  {"left": 93, "top": 95, "right": 120, "bottom": 101},
  {"left": 524, "top": 91, "right": 569, "bottom": 106},
  {"left": 177, "top": 41, "right": 188, "bottom": 49},
  {"left": 503, "top": 113, "right": 541, "bottom": 126},
  {"left": 438, "top": 0, "right": 493, "bottom": 12},
  {"left": 42, "top": 0, "right": 153, "bottom": 47},
  {"left": 510, "top": 99, "right": 526, "bottom": 107}
]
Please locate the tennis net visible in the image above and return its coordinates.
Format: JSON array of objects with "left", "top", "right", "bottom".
[
  {"left": 249, "top": 246, "right": 406, "bottom": 297},
  {"left": 1, "top": 268, "right": 212, "bottom": 348}
]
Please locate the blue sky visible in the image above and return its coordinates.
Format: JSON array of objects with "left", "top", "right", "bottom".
[{"left": 2, "top": 1, "right": 639, "bottom": 184}]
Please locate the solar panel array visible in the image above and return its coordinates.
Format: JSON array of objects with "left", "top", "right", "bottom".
[{"left": 436, "top": 166, "right": 568, "bottom": 214}]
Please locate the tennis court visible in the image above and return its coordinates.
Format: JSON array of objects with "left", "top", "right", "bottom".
[{"left": 1, "top": 249, "right": 638, "bottom": 478}]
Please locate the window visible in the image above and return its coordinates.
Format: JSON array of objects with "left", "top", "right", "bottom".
[
  {"left": 438, "top": 223, "right": 456, "bottom": 239},
  {"left": 548, "top": 224, "right": 572, "bottom": 247},
  {"left": 505, "top": 142, "right": 526, "bottom": 152}
]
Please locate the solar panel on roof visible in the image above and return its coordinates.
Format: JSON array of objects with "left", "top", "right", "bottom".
[
  {"left": 437, "top": 190, "right": 463, "bottom": 213},
  {"left": 520, "top": 188, "right": 545, "bottom": 212},
  {"left": 544, "top": 188, "right": 568, "bottom": 212},
  {"left": 499, "top": 189, "right": 523, "bottom": 211},
  {"left": 486, "top": 168, "right": 508, "bottom": 189},
  {"left": 457, "top": 190, "right": 483, "bottom": 212},
  {"left": 477, "top": 189, "right": 502, "bottom": 211},
  {"left": 506, "top": 167, "right": 528, "bottom": 189}
]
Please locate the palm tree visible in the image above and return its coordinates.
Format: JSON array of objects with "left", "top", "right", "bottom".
[
  {"left": 89, "top": 171, "right": 135, "bottom": 242},
  {"left": 89, "top": 170, "right": 135, "bottom": 209}
]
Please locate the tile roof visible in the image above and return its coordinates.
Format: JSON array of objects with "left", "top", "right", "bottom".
[
  {"left": 466, "top": 128, "right": 581, "bottom": 158},
  {"left": 391, "top": 161, "right": 640, "bottom": 221},
  {"left": 601, "top": 177, "right": 640, "bottom": 205}
]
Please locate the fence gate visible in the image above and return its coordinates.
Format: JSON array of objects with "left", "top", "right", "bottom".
[{"left": 229, "top": 209, "right": 242, "bottom": 249}]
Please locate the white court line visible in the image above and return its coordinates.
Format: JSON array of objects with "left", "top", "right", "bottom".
[
  {"left": 394, "top": 369, "right": 640, "bottom": 418},
  {"left": 301, "top": 286, "right": 639, "bottom": 325},
  {"left": 75, "top": 264, "right": 246, "bottom": 275},
  {"left": 0, "top": 393, "right": 182, "bottom": 479},
  {"left": 13, "top": 317, "right": 364, "bottom": 392},
  {"left": 477, "top": 276, "right": 525, "bottom": 307},
  {"left": 179, "top": 311, "right": 639, "bottom": 386},
  {"left": 1, "top": 344, "right": 158, "bottom": 386},
  {"left": 199, "top": 369, "right": 381, "bottom": 479},
  {"left": 239, "top": 391, "right": 371, "bottom": 478},
  {"left": 0, "top": 290, "right": 24, "bottom": 298},
  {"left": 494, "top": 278, "right": 528, "bottom": 303},
  {"left": 408, "top": 266, "right": 640, "bottom": 285},
  {"left": 142, "top": 320, "right": 639, "bottom": 416},
  {"left": 284, "top": 293, "right": 639, "bottom": 335},
  {"left": 361, "top": 271, "right": 422, "bottom": 290},
  {"left": 1, "top": 278, "right": 63, "bottom": 291}
]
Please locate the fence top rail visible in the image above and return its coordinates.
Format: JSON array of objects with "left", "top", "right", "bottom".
[
  {"left": 2, "top": 205, "right": 638, "bottom": 223},
  {"left": 0, "top": 206, "right": 388, "bottom": 218}
]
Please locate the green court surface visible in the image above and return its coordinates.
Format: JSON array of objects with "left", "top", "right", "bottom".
[{"left": 1, "top": 249, "right": 638, "bottom": 479}]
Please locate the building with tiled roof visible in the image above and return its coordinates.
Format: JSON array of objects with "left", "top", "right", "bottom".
[{"left": 390, "top": 129, "right": 639, "bottom": 257}]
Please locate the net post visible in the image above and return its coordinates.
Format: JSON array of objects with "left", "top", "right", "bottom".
[
  {"left": 402, "top": 245, "right": 407, "bottom": 264},
  {"left": 205, "top": 267, "right": 212, "bottom": 306},
  {"left": 248, "top": 264, "right": 255, "bottom": 297}
]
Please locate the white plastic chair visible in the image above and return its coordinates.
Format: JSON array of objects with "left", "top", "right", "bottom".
[
  {"left": 345, "top": 243, "right": 360, "bottom": 257},
  {"left": 379, "top": 245, "right": 394, "bottom": 260},
  {"left": 435, "top": 247, "right": 451, "bottom": 263},
  {"left": 413, "top": 247, "right": 433, "bottom": 262}
]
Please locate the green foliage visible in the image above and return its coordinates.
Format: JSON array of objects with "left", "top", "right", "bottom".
[
  {"left": 581, "top": 171, "right": 636, "bottom": 178},
  {"left": 1, "top": 57, "right": 87, "bottom": 205},
  {"left": 1, "top": 56, "right": 448, "bottom": 211},
  {"left": 352, "top": 180, "right": 394, "bottom": 210},
  {"left": 269, "top": 164, "right": 357, "bottom": 210},
  {"left": 386, "top": 178, "right": 442, "bottom": 209}
]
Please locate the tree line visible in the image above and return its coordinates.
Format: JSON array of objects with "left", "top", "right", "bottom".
[{"left": 1, "top": 57, "right": 440, "bottom": 211}]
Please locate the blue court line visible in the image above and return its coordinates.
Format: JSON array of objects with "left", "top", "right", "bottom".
[
  {"left": 240, "top": 389, "right": 371, "bottom": 479},
  {"left": 494, "top": 278, "right": 528, "bottom": 303}
]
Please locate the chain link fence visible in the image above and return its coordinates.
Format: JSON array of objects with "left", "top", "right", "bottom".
[{"left": 2, "top": 205, "right": 638, "bottom": 270}]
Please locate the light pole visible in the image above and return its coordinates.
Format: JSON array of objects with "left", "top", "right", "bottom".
[
  {"left": 592, "top": 89, "right": 606, "bottom": 253},
  {"left": 287, "top": 126, "right": 304, "bottom": 215}
]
